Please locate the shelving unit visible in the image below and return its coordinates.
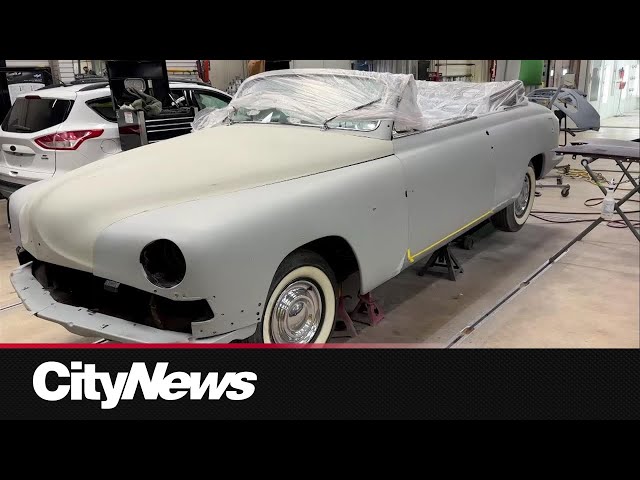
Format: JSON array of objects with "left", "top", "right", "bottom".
[
  {"left": 166, "top": 68, "right": 199, "bottom": 80},
  {"left": 440, "top": 73, "right": 474, "bottom": 82},
  {"left": 433, "top": 61, "right": 477, "bottom": 82},
  {"left": 353, "top": 60, "right": 481, "bottom": 82}
]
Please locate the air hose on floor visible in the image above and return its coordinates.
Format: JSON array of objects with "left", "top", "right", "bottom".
[{"left": 532, "top": 164, "right": 640, "bottom": 229}]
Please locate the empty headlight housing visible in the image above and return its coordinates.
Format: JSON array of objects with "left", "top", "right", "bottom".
[{"left": 140, "top": 239, "right": 186, "bottom": 288}]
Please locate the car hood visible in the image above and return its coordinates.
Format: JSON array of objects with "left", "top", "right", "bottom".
[{"left": 15, "top": 123, "right": 392, "bottom": 272}]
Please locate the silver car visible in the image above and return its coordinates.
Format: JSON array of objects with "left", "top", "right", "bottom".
[{"left": 8, "top": 69, "right": 561, "bottom": 344}]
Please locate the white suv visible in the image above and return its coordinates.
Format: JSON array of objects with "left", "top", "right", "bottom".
[{"left": 0, "top": 79, "right": 231, "bottom": 198}]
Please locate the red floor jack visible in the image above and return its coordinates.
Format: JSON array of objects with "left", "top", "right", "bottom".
[{"left": 333, "top": 292, "right": 385, "bottom": 338}]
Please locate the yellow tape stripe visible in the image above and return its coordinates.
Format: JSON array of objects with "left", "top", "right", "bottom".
[{"left": 407, "top": 210, "right": 494, "bottom": 263}]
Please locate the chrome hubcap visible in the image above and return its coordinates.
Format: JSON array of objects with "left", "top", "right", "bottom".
[
  {"left": 270, "top": 280, "right": 323, "bottom": 343},
  {"left": 515, "top": 173, "right": 531, "bottom": 218}
]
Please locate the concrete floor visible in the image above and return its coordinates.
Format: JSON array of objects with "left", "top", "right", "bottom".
[{"left": 0, "top": 115, "right": 638, "bottom": 346}]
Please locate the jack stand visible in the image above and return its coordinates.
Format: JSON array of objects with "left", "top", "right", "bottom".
[
  {"left": 417, "top": 244, "right": 463, "bottom": 281},
  {"left": 351, "top": 293, "right": 385, "bottom": 326},
  {"left": 333, "top": 295, "right": 358, "bottom": 338},
  {"left": 332, "top": 293, "right": 385, "bottom": 338}
]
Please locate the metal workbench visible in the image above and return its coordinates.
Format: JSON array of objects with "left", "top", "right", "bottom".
[{"left": 554, "top": 138, "right": 640, "bottom": 244}]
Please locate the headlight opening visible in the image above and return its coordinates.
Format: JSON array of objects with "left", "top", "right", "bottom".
[{"left": 140, "top": 239, "right": 187, "bottom": 288}]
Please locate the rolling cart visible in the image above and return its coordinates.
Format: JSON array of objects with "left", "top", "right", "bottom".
[
  {"left": 106, "top": 60, "right": 196, "bottom": 151},
  {"left": 528, "top": 85, "right": 602, "bottom": 198}
]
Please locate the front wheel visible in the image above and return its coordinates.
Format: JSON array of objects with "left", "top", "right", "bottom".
[
  {"left": 244, "top": 250, "right": 337, "bottom": 344},
  {"left": 491, "top": 163, "right": 536, "bottom": 232}
]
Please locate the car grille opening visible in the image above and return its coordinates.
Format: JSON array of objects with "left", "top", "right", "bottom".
[{"left": 31, "top": 260, "right": 213, "bottom": 334}]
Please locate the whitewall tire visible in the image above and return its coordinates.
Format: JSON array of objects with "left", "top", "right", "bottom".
[
  {"left": 244, "top": 250, "right": 337, "bottom": 344},
  {"left": 491, "top": 163, "right": 536, "bottom": 232}
]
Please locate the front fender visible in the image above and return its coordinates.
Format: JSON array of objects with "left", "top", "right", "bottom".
[
  {"left": 94, "top": 154, "right": 408, "bottom": 335},
  {"left": 7, "top": 178, "right": 55, "bottom": 249}
]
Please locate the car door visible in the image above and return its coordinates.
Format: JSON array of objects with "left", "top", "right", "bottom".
[{"left": 393, "top": 121, "right": 496, "bottom": 264}]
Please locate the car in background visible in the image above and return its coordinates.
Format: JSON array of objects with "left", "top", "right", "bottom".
[{"left": 0, "top": 79, "right": 232, "bottom": 198}]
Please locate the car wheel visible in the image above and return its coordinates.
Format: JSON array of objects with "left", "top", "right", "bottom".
[
  {"left": 244, "top": 250, "right": 337, "bottom": 344},
  {"left": 491, "top": 163, "right": 536, "bottom": 232}
]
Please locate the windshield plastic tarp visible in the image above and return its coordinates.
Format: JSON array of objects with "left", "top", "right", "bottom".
[
  {"left": 192, "top": 69, "right": 426, "bottom": 132},
  {"left": 415, "top": 79, "right": 527, "bottom": 128},
  {"left": 192, "top": 69, "right": 527, "bottom": 133}
]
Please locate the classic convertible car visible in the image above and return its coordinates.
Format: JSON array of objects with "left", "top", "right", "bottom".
[{"left": 8, "top": 69, "right": 561, "bottom": 344}]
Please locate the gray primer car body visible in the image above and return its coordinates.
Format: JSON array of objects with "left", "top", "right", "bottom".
[{"left": 9, "top": 71, "right": 560, "bottom": 343}]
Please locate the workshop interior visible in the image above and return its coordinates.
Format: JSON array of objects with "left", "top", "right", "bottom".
[{"left": 0, "top": 59, "right": 638, "bottom": 347}]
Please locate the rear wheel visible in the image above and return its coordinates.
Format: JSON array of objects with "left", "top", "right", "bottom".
[
  {"left": 491, "top": 163, "right": 536, "bottom": 232},
  {"left": 244, "top": 250, "right": 337, "bottom": 344}
]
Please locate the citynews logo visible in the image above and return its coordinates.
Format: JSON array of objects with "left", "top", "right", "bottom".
[{"left": 33, "top": 361, "right": 257, "bottom": 410}]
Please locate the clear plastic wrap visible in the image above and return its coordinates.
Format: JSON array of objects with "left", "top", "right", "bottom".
[
  {"left": 191, "top": 71, "right": 528, "bottom": 134},
  {"left": 416, "top": 80, "right": 527, "bottom": 128},
  {"left": 191, "top": 68, "right": 427, "bottom": 132},
  {"left": 192, "top": 106, "right": 233, "bottom": 131}
]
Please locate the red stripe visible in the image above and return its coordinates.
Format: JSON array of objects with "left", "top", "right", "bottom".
[{"left": 0, "top": 343, "right": 439, "bottom": 349}]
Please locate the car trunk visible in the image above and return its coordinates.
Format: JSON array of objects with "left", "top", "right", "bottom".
[{"left": 0, "top": 95, "right": 75, "bottom": 176}]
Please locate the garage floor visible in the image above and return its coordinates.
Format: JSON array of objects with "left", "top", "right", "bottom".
[{"left": 1, "top": 115, "right": 638, "bottom": 346}]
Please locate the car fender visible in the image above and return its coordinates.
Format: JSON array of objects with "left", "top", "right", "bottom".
[{"left": 93, "top": 154, "right": 408, "bottom": 335}]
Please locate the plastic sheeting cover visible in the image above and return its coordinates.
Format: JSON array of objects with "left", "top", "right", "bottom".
[
  {"left": 416, "top": 79, "right": 527, "bottom": 128},
  {"left": 192, "top": 70, "right": 528, "bottom": 133},
  {"left": 192, "top": 68, "right": 426, "bottom": 132}
]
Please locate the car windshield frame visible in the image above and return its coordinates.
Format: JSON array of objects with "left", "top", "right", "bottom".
[
  {"left": 191, "top": 69, "right": 427, "bottom": 134},
  {"left": 228, "top": 71, "right": 396, "bottom": 131},
  {"left": 229, "top": 106, "right": 384, "bottom": 132}
]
